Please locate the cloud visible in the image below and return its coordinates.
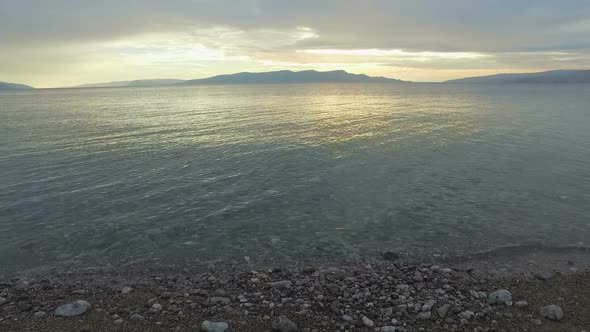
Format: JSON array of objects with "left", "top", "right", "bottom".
[{"left": 1, "top": 0, "right": 589, "bottom": 86}]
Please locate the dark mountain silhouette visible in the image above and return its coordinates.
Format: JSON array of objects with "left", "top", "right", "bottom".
[
  {"left": 445, "top": 70, "right": 590, "bottom": 84},
  {"left": 0, "top": 81, "right": 34, "bottom": 90},
  {"left": 181, "top": 70, "right": 405, "bottom": 85}
]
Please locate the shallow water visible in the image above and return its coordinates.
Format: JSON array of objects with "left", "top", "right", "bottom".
[{"left": 1, "top": 83, "right": 589, "bottom": 273}]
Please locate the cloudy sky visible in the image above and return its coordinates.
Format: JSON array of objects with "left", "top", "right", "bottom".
[{"left": 1, "top": 0, "right": 590, "bottom": 87}]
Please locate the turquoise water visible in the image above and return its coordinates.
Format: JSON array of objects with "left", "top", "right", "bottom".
[{"left": 1, "top": 83, "right": 589, "bottom": 273}]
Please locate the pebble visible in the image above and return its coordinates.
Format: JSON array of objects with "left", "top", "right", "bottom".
[
  {"left": 437, "top": 304, "right": 450, "bottom": 318},
  {"left": 121, "top": 287, "right": 132, "bottom": 294},
  {"left": 151, "top": 303, "right": 163, "bottom": 311},
  {"left": 33, "top": 311, "right": 47, "bottom": 319},
  {"left": 362, "top": 316, "right": 375, "bottom": 327},
  {"left": 114, "top": 318, "right": 124, "bottom": 325},
  {"left": 268, "top": 280, "right": 293, "bottom": 289},
  {"left": 271, "top": 315, "right": 298, "bottom": 332},
  {"left": 381, "top": 327, "right": 396, "bottom": 332},
  {"left": 458, "top": 311, "right": 474, "bottom": 320},
  {"left": 329, "top": 300, "right": 341, "bottom": 314},
  {"left": 0, "top": 297, "right": 7, "bottom": 305},
  {"left": 417, "top": 311, "right": 432, "bottom": 320},
  {"left": 488, "top": 289, "right": 512, "bottom": 305},
  {"left": 539, "top": 305, "right": 563, "bottom": 320},
  {"left": 210, "top": 297, "right": 231, "bottom": 305},
  {"left": 130, "top": 313, "right": 145, "bottom": 320},
  {"left": 515, "top": 300, "right": 528, "bottom": 308},
  {"left": 54, "top": 300, "right": 92, "bottom": 317},
  {"left": 201, "top": 320, "right": 229, "bottom": 332}
]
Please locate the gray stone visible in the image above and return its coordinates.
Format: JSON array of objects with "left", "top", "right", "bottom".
[
  {"left": 458, "top": 311, "right": 474, "bottom": 320},
  {"left": 381, "top": 327, "right": 396, "bottom": 332},
  {"left": 515, "top": 300, "right": 528, "bottom": 308},
  {"left": 326, "top": 283, "right": 340, "bottom": 293},
  {"left": 540, "top": 305, "right": 563, "bottom": 321},
  {"left": 54, "top": 300, "right": 92, "bottom": 317},
  {"left": 329, "top": 300, "right": 341, "bottom": 314},
  {"left": 531, "top": 318, "right": 542, "bottom": 325},
  {"left": 33, "top": 311, "right": 47, "bottom": 319},
  {"left": 0, "top": 297, "right": 7, "bottom": 305},
  {"left": 130, "top": 314, "right": 145, "bottom": 320},
  {"left": 362, "top": 316, "right": 375, "bottom": 327},
  {"left": 151, "top": 303, "right": 162, "bottom": 311},
  {"left": 437, "top": 304, "right": 450, "bottom": 318},
  {"left": 383, "top": 307, "right": 393, "bottom": 317},
  {"left": 342, "top": 315, "right": 353, "bottom": 322},
  {"left": 271, "top": 316, "right": 298, "bottom": 332},
  {"left": 488, "top": 289, "right": 512, "bottom": 305},
  {"left": 417, "top": 311, "right": 432, "bottom": 320},
  {"left": 121, "top": 287, "right": 132, "bottom": 294},
  {"left": 114, "top": 319, "right": 124, "bottom": 325},
  {"left": 210, "top": 297, "right": 231, "bottom": 305},
  {"left": 201, "top": 320, "right": 229, "bottom": 332},
  {"left": 268, "top": 280, "right": 293, "bottom": 289}
]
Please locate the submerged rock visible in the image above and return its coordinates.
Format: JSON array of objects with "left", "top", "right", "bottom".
[
  {"left": 540, "top": 305, "right": 563, "bottom": 320},
  {"left": 54, "top": 300, "right": 91, "bottom": 317},
  {"left": 382, "top": 251, "right": 400, "bottom": 261}
]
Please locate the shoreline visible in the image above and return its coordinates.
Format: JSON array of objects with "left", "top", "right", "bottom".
[{"left": 1, "top": 246, "right": 589, "bottom": 331}]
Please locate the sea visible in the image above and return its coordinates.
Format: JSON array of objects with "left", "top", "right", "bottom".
[{"left": 1, "top": 83, "right": 589, "bottom": 274}]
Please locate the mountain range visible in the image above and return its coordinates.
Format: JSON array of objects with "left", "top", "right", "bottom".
[
  {"left": 445, "top": 69, "right": 590, "bottom": 84},
  {"left": 181, "top": 70, "right": 403, "bottom": 85},
  {"left": 0, "top": 81, "right": 34, "bottom": 90},
  {"left": 3, "top": 69, "right": 590, "bottom": 90},
  {"left": 72, "top": 79, "right": 186, "bottom": 88}
]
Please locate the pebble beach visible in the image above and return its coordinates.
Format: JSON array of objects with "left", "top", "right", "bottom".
[{"left": 1, "top": 247, "right": 588, "bottom": 332}]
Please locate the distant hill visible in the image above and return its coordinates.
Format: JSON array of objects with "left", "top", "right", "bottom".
[
  {"left": 181, "top": 70, "right": 405, "bottom": 85},
  {"left": 446, "top": 70, "right": 590, "bottom": 84},
  {"left": 0, "top": 81, "right": 34, "bottom": 90},
  {"left": 72, "top": 79, "right": 185, "bottom": 88}
]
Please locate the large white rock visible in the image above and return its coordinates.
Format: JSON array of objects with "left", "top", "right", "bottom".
[{"left": 54, "top": 300, "right": 91, "bottom": 317}]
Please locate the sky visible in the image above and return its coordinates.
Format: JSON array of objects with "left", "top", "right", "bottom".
[{"left": 1, "top": 0, "right": 590, "bottom": 88}]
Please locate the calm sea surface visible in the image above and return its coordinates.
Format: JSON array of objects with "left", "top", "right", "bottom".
[{"left": 1, "top": 83, "right": 589, "bottom": 273}]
